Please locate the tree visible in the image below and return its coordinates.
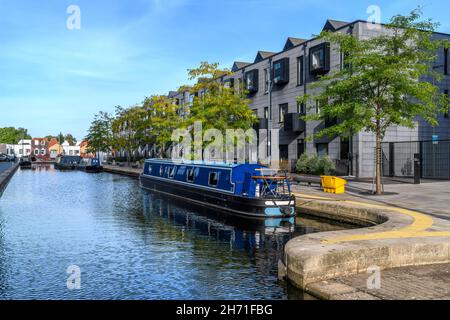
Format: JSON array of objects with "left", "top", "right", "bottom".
[
  {"left": 297, "top": 8, "right": 450, "bottom": 194},
  {"left": 142, "top": 95, "right": 183, "bottom": 158},
  {"left": 64, "top": 133, "right": 77, "bottom": 146},
  {"left": 111, "top": 105, "right": 147, "bottom": 164},
  {"left": 186, "top": 62, "right": 257, "bottom": 133},
  {"left": 85, "top": 111, "right": 113, "bottom": 157},
  {"left": 183, "top": 62, "right": 258, "bottom": 161},
  {"left": 0, "top": 127, "right": 31, "bottom": 144}
]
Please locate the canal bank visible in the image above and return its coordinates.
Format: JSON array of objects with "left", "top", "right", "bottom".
[
  {"left": 0, "top": 162, "right": 19, "bottom": 196},
  {"left": 282, "top": 186, "right": 450, "bottom": 300}
]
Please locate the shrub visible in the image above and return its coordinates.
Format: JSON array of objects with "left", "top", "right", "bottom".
[{"left": 296, "top": 154, "right": 336, "bottom": 175}]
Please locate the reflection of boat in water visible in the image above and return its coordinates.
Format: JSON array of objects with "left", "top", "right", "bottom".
[
  {"left": 54, "top": 155, "right": 81, "bottom": 170},
  {"left": 19, "top": 156, "right": 32, "bottom": 169},
  {"left": 140, "top": 159, "right": 296, "bottom": 219},
  {"left": 78, "top": 158, "right": 103, "bottom": 173},
  {"left": 142, "top": 190, "right": 296, "bottom": 246}
]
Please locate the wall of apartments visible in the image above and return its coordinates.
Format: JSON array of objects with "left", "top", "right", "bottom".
[{"left": 170, "top": 20, "right": 450, "bottom": 178}]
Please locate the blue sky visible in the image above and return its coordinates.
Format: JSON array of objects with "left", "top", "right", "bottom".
[{"left": 0, "top": 0, "right": 449, "bottom": 140}]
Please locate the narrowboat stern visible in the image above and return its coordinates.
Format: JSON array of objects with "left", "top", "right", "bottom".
[{"left": 139, "top": 159, "right": 296, "bottom": 219}]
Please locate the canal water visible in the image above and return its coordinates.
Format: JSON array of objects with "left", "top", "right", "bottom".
[{"left": 0, "top": 165, "right": 346, "bottom": 300}]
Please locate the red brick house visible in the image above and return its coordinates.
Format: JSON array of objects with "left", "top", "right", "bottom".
[{"left": 31, "top": 138, "right": 50, "bottom": 161}]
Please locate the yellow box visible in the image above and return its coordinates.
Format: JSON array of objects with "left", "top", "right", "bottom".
[{"left": 321, "top": 176, "right": 347, "bottom": 194}]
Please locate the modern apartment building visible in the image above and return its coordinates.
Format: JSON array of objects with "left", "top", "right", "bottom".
[{"left": 180, "top": 19, "right": 449, "bottom": 178}]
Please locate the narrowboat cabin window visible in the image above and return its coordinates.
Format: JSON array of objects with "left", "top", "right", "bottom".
[
  {"left": 148, "top": 165, "right": 152, "bottom": 174},
  {"left": 168, "top": 166, "right": 176, "bottom": 178},
  {"left": 187, "top": 168, "right": 195, "bottom": 182},
  {"left": 309, "top": 43, "right": 330, "bottom": 76},
  {"left": 273, "top": 58, "right": 289, "bottom": 85},
  {"left": 208, "top": 172, "right": 219, "bottom": 187},
  {"left": 159, "top": 166, "right": 164, "bottom": 176}
]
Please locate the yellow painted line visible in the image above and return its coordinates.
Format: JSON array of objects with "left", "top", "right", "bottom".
[{"left": 294, "top": 193, "right": 450, "bottom": 244}]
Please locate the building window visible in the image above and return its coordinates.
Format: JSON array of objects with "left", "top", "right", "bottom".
[
  {"left": 445, "top": 90, "right": 449, "bottom": 118},
  {"left": 40, "top": 149, "right": 45, "bottom": 155},
  {"left": 34, "top": 149, "right": 39, "bottom": 155},
  {"left": 445, "top": 48, "right": 449, "bottom": 76},
  {"left": 297, "top": 56, "right": 304, "bottom": 85},
  {"left": 297, "top": 102, "right": 306, "bottom": 115},
  {"left": 264, "top": 107, "right": 269, "bottom": 119},
  {"left": 41, "top": 140, "right": 45, "bottom": 145},
  {"left": 34, "top": 140, "right": 39, "bottom": 146},
  {"left": 19, "top": 149, "right": 23, "bottom": 155},
  {"left": 264, "top": 69, "right": 269, "bottom": 93},
  {"left": 273, "top": 58, "right": 289, "bottom": 85},
  {"left": 208, "top": 172, "right": 219, "bottom": 187},
  {"left": 297, "top": 139, "right": 305, "bottom": 158},
  {"left": 244, "top": 69, "right": 259, "bottom": 93},
  {"left": 279, "top": 104, "right": 288, "bottom": 123},
  {"left": 309, "top": 43, "right": 330, "bottom": 75},
  {"left": 279, "top": 145, "right": 289, "bottom": 161},
  {"left": 316, "top": 143, "right": 328, "bottom": 157}
]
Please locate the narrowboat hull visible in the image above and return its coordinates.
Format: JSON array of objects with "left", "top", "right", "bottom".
[
  {"left": 140, "top": 174, "right": 296, "bottom": 219},
  {"left": 54, "top": 163, "right": 78, "bottom": 170},
  {"left": 78, "top": 165, "right": 103, "bottom": 173}
]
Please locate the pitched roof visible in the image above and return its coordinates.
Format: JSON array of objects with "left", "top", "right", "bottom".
[
  {"left": 322, "top": 19, "right": 349, "bottom": 32},
  {"left": 254, "top": 51, "right": 276, "bottom": 63},
  {"left": 283, "top": 37, "right": 307, "bottom": 51},
  {"left": 231, "top": 61, "right": 251, "bottom": 72},
  {"left": 48, "top": 138, "right": 59, "bottom": 148}
]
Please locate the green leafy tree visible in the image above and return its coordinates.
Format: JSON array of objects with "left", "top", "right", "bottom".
[
  {"left": 142, "top": 95, "right": 183, "bottom": 158},
  {"left": 182, "top": 62, "right": 258, "bottom": 160},
  {"left": 64, "top": 133, "right": 77, "bottom": 146},
  {"left": 111, "top": 105, "right": 147, "bottom": 164},
  {"left": 186, "top": 62, "right": 257, "bottom": 133},
  {"left": 297, "top": 9, "right": 450, "bottom": 194},
  {"left": 85, "top": 111, "right": 113, "bottom": 157},
  {"left": 0, "top": 127, "right": 31, "bottom": 144}
]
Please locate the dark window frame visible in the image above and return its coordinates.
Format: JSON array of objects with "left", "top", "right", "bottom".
[
  {"left": 168, "top": 166, "right": 176, "bottom": 179},
  {"left": 297, "top": 56, "right": 304, "bottom": 86},
  {"left": 186, "top": 168, "right": 195, "bottom": 182},
  {"left": 244, "top": 69, "right": 259, "bottom": 93},
  {"left": 445, "top": 89, "right": 449, "bottom": 118},
  {"left": 279, "top": 103, "right": 288, "bottom": 123},
  {"left": 272, "top": 57, "right": 289, "bottom": 85},
  {"left": 316, "top": 143, "right": 329, "bottom": 157},
  {"left": 208, "top": 172, "right": 219, "bottom": 187},
  {"left": 445, "top": 48, "right": 449, "bottom": 76},
  {"left": 309, "top": 42, "right": 331, "bottom": 76}
]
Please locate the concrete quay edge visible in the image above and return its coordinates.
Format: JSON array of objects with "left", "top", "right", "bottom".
[
  {"left": 0, "top": 163, "right": 19, "bottom": 197},
  {"left": 283, "top": 193, "right": 450, "bottom": 293}
]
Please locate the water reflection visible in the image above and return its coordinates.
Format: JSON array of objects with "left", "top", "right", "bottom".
[{"left": 0, "top": 165, "right": 347, "bottom": 300}]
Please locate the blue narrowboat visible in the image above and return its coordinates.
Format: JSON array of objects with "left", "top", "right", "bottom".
[
  {"left": 78, "top": 158, "right": 103, "bottom": 173},
  {"left": 139, "top": 159, "right": 296, "bottom": 219}
]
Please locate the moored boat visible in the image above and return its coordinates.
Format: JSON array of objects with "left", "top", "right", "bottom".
[
  {"left": 78, "top": 158, "right": 103, "bottom": 173},
  {"left": 139, "top": 159, "right": 296, "bottom": 219},
  {"left": 54, "top": 155, "right": 81, "bottom": 170}
]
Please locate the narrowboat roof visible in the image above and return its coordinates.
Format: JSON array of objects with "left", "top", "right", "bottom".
[{"left": 145, "top": 158, "right": 265, "bottom": 169}]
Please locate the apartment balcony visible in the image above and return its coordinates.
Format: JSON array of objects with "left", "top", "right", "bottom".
[
  {"left": 253, "top": 118, "right": 269, "bottom": 131},
  {"left": 284, "top": 113, "right": 306, "bottom": 133}
]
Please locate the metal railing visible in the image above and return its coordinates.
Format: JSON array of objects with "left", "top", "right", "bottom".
[{"left": 382, "top": 140, "right": 450, "bottom": 179}]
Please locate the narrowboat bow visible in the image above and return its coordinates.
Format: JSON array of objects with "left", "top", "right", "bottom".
[{"left": 139, "top": 159, "right": 296, "bottom": 219}]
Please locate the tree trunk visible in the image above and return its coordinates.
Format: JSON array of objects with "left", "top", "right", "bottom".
[{"left": 375, "top": 128, "right": 382, "bottom": 195}]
